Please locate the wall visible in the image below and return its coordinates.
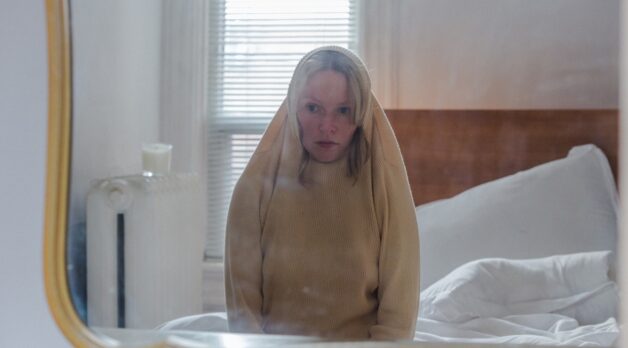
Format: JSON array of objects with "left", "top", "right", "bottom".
[
  {"left": 361, "top": 0, "right": 620, "bottom": 109},
  {"left": 70, "top": 0, "right": 162, "bottom": 230},
  {"left": 0, "top": 1, "right": 69, "bottom": 347}
]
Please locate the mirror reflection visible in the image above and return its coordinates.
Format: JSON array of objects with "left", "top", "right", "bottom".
[{"left": 66, "top": 0, "right": 621, "bottom": 346}]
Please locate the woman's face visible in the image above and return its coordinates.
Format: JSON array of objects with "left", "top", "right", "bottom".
[{"left": 297, "top": 69, "right": 358, "bottom": 163}]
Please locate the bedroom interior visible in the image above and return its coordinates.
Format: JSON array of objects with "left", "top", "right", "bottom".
[{"left": 44, "top": 0, "right": 622, "bottom": 347}]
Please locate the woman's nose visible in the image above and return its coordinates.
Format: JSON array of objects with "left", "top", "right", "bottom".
[{"left": 319, "top": 115, "right": 336, "bottom": 134}]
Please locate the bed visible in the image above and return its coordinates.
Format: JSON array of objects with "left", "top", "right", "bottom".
[
  {"left": 389, "top": 109, "right": 619, "bottom": 346},
  {"left": 160, "top": 109, "right": 620, "bottom": 346}
]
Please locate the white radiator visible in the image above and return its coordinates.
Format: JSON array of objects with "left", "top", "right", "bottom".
[{"left": 86, "top": 173, "right": 204, "bottom": 329}]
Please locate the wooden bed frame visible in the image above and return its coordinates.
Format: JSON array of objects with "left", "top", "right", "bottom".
[{"left": 386, "top": 110, "right": 618, "bottom": 206}]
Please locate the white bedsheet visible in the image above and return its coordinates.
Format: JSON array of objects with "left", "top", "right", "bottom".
[
  {"left": 157, "top": 252, "right": 620, "bottom": 346},
  {"left": 415, "top": 251, "right": 620, "bottom": 346},
  {"left": 415, "top": 313, "right": 618, "bottom": 346},
  {"left": 159, "top": 312, "right": 619, "bottom": 346}
]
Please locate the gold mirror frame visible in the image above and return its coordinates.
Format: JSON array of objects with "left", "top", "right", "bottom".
[
  {"left": 45, "top": 1, "right": 136, "bottom": 346},
  {"left": 43, "top": 0, "right": 103, "bottom": 346}
]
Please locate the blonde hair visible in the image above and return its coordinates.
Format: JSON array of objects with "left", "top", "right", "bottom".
[{"left": 287, "top": 47, "right": 373, "bottom": 182}]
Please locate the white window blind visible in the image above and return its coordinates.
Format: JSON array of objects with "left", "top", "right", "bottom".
[{"left": 205, "top": 0, "right": 357, "bottom": 259}]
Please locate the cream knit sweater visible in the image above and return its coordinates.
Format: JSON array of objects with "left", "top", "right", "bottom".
[{"left": 224, "top": 46, "right": 419, "bottom": 341}]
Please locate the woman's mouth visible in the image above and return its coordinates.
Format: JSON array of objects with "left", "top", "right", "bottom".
[{"left": 316, "top": 141, "right": 337, "bottom": 149}]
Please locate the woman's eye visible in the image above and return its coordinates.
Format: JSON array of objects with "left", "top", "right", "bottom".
[
  {"left": 306, "top": 104, "right": 319, "bottom": 113},
  {"left": 338, "top": 106, "right": 351, "bottom": 115}
]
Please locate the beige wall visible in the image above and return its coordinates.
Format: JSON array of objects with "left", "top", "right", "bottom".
[{"left": 361, "top": 0, "right": 620, "bottom": 109}]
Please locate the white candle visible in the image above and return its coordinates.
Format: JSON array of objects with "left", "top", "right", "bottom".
[{"left": 142, "top": 143, "right": 172, "bottom": 175}]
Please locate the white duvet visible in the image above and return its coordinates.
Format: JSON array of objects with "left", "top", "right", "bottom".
[
  {"left": 415, "top": 251, "right": 619, "bottom": 346},
  {"left": 158, "top": 251, "right": 620, "bottom": 346}
]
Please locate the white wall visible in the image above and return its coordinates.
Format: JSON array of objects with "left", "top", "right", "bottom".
[
  {"left": 361, "top": 0, "right": 620, "bottom": 109},
  {"left": 0, "top": 1, "right": 69, "bottom": 347},
  {"left": 70, "top": 0, "right": 162, "bottom": 229}
]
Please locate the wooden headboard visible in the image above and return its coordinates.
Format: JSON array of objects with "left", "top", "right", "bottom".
[{"left": 386, "top": 110, "right": 618, "bottom": 206}]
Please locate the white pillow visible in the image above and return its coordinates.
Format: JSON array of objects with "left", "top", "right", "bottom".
[
  {"left": 419, "top": 251, "right": 618, "bottom": 325},
  {"left": 416, "top": 144, "right": 618, "bottom": 290}
]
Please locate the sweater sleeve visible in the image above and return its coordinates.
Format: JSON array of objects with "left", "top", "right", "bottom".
[
  {"left": 224, "top": 172, "right": 265, "bottom": 333},
  {"left": 369, "top": 123, "right": 420, "bottom": 341}
]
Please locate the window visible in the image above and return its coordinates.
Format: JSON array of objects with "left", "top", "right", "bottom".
[{"left": 205, "top": 0, "right": 358, "bottom": 259}]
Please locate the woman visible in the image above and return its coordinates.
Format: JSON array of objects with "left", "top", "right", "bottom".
[{"left": 224, "top": 46, "right": 419, "bottom": 341}]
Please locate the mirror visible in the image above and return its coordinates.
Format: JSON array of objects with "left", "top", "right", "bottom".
[{"left": 46, "top": 0, "right": 622, "bottom": 346}]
